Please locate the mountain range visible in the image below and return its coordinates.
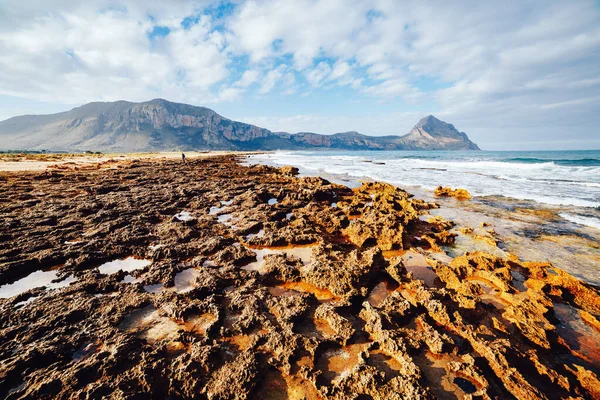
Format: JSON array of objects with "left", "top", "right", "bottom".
[{"left": 0, "top": 99, "right": 480, "bottom": 151}]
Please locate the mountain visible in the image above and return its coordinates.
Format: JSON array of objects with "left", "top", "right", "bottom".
[{"left": 0, "top": 99, "right": 480, "bottom": 151}]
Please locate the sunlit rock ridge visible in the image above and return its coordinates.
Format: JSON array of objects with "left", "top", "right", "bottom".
[{"left": 0, "top": 99, "right": 480, "bottom": 151}]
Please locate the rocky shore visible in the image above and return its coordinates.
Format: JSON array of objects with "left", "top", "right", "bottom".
[{"left": 0, "top": 155, "right": 599, "bottom": 399}]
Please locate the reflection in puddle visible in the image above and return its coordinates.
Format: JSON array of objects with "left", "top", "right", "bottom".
[
  {"left": 286, "top": 213, "right": 293, "bottom": 220},
  {"left": 554, "top": 303, "right": 600, "bottom": 364},
  {"left": 242, "top": 245, "right": 315, "bottom": 275},
  {"left": 414, "top": 350, "right": 480, "bottom": 399},
  {"left": 143, "top": 284, "right": 163, "bottom": 293},
  {"left": 98, "top": 257, "right": 152, "bottom": 275},
  {"left": 148, "top": 244, "right": 164, "bottom": 250},
  {"left": 15, "top": 296, "right": 40, "bottom": 307},
  {"left": 254, "top": 368, "right": 322, "bottom": 400},
  {"left": 122, "top": 274, "right": 141, "bottom": 284},
  {"left": 318, "top": 343, "right": 370, "bottom": 382},
  {"left": 119, "top": 305, "right": 181, "bottom": 344},
  {"left": 274, "top": 281, "right": 339, "bottom": 302},
  {"left": 367, "top": 280, "right": 398, "bottom": 307},
  {"left": 466, "top": 276, "right": 510, "bottom": 309},
  {"left": 246, "top": 229, "right": 265, "bottom": 240},
  {"left": 119, "top": 306, "right": 217, "bottom": 349},
  {"left": 510, "top": 270, "right": 527, "bottom": 292},
  {"left": 174, "top": 210, "right": 193, "bottom": 221},
  {"left": 143, "top": 268, "right": 202, "bottom": 294},
  {"left": 221, "top": 199, "right": 233, "bottom": 206},
  {"left": 173, "top": 268, "right": 201, "bottom": 293},
  {"left": 185, "top": 313, "right": 217, "bottom": 335},
  {"left": 209, "top": 206, "right": 223, "bottom": 215},
  {"left": 367, "top": 349, "right": 404, "bottom": 381},
  {"left": 401, "top": 251, "right": 441, "bottom": 288},
  {"left": 0, "top": 270, "right": 75, "bottom": 298},
  {"left": 268, "top": 198, "right": 278, "bottom": 205}
]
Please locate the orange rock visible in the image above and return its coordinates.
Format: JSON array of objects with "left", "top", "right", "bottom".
[{"left": 434, "top": 185, "right": 472, "bottom": 200}]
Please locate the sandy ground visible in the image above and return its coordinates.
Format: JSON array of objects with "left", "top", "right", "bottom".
[{"left": 0, "top": 151, "right": 264, "bottom": 172}]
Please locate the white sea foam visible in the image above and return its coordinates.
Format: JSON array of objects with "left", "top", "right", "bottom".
[
  {"left": 559, "top": 213, "right": 600, "bottom": 230},
  {"left": 249, "top": 151, "right": 600, "bottom": 209}
]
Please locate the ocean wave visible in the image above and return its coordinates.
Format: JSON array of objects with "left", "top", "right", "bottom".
[
  {"left": 504, "top": 157, "right": 600, "bottom": 166},
  {"left": 559, "top": 213, "right": 600, "bottom": 230},
  {"left": 249, "top": 152, "right": 600, "bottom": 209}
]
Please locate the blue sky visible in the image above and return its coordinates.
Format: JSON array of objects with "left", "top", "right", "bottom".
[{"left": 0, "top": 0, "right": 599, "bottom": 150}]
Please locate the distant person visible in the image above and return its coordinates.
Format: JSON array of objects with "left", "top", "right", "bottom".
[{"left": 181, "top": 152, "right": 186, "bottom": 163}]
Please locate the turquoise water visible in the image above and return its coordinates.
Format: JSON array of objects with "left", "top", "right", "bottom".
[{"left": 250, "top": 150, "right": 600, "bottom": 229}]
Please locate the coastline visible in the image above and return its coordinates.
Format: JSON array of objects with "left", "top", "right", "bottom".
[
  {"left": 0, "top": 154, "right": 599, "bottom": 399},
  {"left": 247, "top": 153, "right": 600, "bottom": 287},
  {"left": 0, "top": 151, "right": 269, "bottom": 172}
]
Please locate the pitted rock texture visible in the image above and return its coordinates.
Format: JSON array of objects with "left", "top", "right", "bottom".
[{"left": 0, "top": 155, "right": 598, "bottom": 399}]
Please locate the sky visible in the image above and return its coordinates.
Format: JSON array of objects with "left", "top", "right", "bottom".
[{"left": 0, "top": 0, "right": 599, "bottom": 150}]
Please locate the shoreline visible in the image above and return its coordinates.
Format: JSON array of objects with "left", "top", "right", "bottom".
[
  {"left": 0, "top": 151, "right": 269, "bottom": 172},
  {"left": 0, "top": 154, "right": 599, "bottom": 398},
  {"left": 246, "top": 154, "right": 600, "bottom": 287}
]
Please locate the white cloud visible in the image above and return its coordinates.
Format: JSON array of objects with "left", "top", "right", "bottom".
[
  {"left": 0, "top": 0, "right": 599, "bottom": 148},
  {"left": 304, "top": 62, "right": 332, "bottom": 86},
  {"left": 234, "top": 70, "right": 260, "bottom": 87}
]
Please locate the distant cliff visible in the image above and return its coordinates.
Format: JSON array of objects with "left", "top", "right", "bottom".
[{"left": 0, "top": 99, "right": 480, "bottom": 151}]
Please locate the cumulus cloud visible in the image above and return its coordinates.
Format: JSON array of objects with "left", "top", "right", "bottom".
[{"left": 0, "top": 0, "right": 599, "bottom": 148}]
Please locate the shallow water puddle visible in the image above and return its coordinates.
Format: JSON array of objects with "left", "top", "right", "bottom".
[
  {"left": 143, "top": 283, "right": 163, "bottom": 293},
  {"left": 313, "top": 318, "right": 337, "bottom": 336},
  {"left": 445, "top": 230, "right": 506, "bottom": 259},
  {"left": 510, "top": 270, "right": 528, "bottom": 292},
  {"left": 209, "top": 206, "right": 224, "bottom": 215},
  {"left": 119, "top": 305, "right": 216, "bottom": 347},
  {"left": 367, "top": 349, "right": 404, "bottom": 380},
  {"left": 148, "top": 244, "right": 164, "bottom": 251},
  {"left": 554, "top": 303, "right": 600, "bottom": 364},
  {"left": 119, "top": 305, "right": 182, "bottom": 344},
  {"left": 222, "top": 333, "right": 254, "bottom": 351},
  {"left": 221, "top": 199, "right": 233, "bottom": 206},
  {"left": 0, "top": 270, "right": 75, "bottom": 299},
  {"left": 173, "top": 268, "right": 202, "bottom": 293},
  {"left": 286, "top": 213, "right": 293, "bottom": 220},
  {"left": 122, "top": 274, "right": 141, "bottom": 284},
  {"left": 174, "top": 210, "right": 193, "bottom": 221},
  {"left": 255, "top": 368, "right": 322, "bottom": 400},
  {"left": 218, "top": 213, "right": 233, "bottom": 223},
  {"left": 15, "top": 295, "right": 40, "bottom": 307},
  {"left": 414, "top": 351, "right": 480, "bottom": 399},
  {"left": 401, "top": 251, "right": 441, "bottom": 288},
  {"left": 242, "top": 245, "right": 316, "bottom": 275},
  {"left": 98, "top": 257, "right": 152, "bottom": 275},
  {"left": 273, "top": 282, "right": 339, "bottom": 302},
  {"left": 466, "top": 276, "right": 510, "bottom": 309},
  {"left": 184, "top": 313, "right": 217, "bottom": 335},
  {"left": 367, "top": 280, "right": 398, "bottom": 307},
  {"left": 143, "top": 268, "right": 202, "bottom": 294},
  {"left": 246, "top": 229, "right": 265, "bottom": 240},
  {"left": 268, "top": 198, "right": 278, "bottom": 205},
  {"left": 319, "top": 343, "right": 370, "bottom": 383}
]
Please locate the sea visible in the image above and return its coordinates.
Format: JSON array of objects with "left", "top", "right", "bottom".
[{"left": 249, "top": 150, "right": 600, "bottom": 230}]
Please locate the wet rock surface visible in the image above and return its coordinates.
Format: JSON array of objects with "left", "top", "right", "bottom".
[{"left": 0, "top": 156, "right": 599, "bottom": 399}]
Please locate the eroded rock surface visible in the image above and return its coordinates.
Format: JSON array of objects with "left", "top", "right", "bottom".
[{"left": 0, "top": 156, "right": 598, "bottom": 399}]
